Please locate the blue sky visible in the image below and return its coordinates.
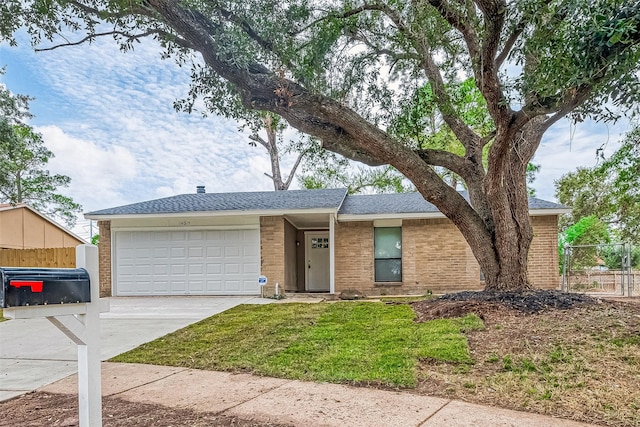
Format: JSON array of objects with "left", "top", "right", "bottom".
[{"left": 0, "top": 33, "right": 631, "bottom": 240}]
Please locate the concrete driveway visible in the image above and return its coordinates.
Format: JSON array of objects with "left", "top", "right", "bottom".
[{"left": 0, "top": 296, "right": 271, "bottom": 401}]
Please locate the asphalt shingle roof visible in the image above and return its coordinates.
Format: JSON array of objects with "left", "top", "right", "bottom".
[
  {"left": 86, "top": 188, "right": 567, "bottom": 217},
  {"left": 338, "top": 192, "right": 568, "bottom": 215},
  {"left": 86, "top": 188, "right": 348, "bottom": 216}
]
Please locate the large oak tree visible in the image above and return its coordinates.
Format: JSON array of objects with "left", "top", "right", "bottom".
[{"left": 3, "top": 0, "right": 639, "bottom": 290}]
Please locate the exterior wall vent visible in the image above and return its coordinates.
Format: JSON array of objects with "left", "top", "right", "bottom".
[{"left": 196, "top": 186, "right": 205, "bottom": 194}]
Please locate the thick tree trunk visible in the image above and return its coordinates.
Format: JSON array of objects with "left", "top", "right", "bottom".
[{"left": 472, "top": 120, "right": 545, "bottom": 291}]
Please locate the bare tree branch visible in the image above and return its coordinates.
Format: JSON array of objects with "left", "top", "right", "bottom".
[{"left": 283, "top": 149, "right": 307, "bottom": 190}]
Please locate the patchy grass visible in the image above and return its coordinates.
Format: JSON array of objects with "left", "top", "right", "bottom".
[
  {"left": 416, "top": 300, "right": 640, "bottom": 427},
  {"left": 111, "top": 297, "right": 640, "bottom": 426},
  {"left": 112, "top": 302, "right": 482, "bottom": 388}
]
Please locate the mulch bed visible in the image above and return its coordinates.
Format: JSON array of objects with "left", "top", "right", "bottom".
[{"left": 412, "top": 290, "right": 599, "bottom": 321}]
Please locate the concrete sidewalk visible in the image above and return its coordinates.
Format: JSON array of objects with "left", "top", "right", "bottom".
[{"left": 42, "top": 362, "right": 595, "bottom": 427}]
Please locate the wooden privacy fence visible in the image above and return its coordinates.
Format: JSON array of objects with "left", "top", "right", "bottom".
[{"left": 0, "top": 247, "right": 76, "bottom": 268}]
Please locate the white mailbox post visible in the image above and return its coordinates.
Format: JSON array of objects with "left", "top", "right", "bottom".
[{"left": 3, "top": 244, "right": 108, "bottom": 427}]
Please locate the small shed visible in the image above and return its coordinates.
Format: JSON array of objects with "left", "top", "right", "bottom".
[{"left": 0, "top": 204, "right": 85, "bottom": 249}]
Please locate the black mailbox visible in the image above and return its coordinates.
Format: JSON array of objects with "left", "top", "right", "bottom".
[{"left": 1, "top": 268, "right": 91, "bottom": 308}]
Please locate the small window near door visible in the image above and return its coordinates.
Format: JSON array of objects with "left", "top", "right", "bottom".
[{"left": 374, "top": 227, "right": 402, "bottom": 282}]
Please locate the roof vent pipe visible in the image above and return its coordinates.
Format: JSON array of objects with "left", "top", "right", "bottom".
[{"left": 196, "top": 186, "right": 205, "bottom": 194}]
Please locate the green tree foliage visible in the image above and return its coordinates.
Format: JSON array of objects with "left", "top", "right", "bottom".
[
  {"left": 389, "top": 78, "right": 541, "bottom": 193},
  {"left": 0, "top": 81, "right": 81, "bottom": 227},
  {"left": 601, "top": 245, "right": 640, "bottom": 270},
  {"left": 559, "top": 215, "right": 612, "bottom": 270},
  {"left": 3, "top": 0, "right": 640, "bottom": 290},
  {"left": 556, "top": 127, "right": 640, "bottom": 245},
  {"left": 299, "top": 144, "right": 413, "bottom": 194},
  {"left": 560, "top": 215, "right": 611, "bottom": 247}
]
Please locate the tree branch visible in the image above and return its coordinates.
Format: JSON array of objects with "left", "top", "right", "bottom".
[
  {"left": 283, "top": 150, "right": 307, "bottom": 190},
  {"left": 217, "top": 7, "right": 275, "bottom": 54},
  {"left": 496, "top": 16, "right": 527, "bottom": 68},
  {"left": 426, "top": 0, "right": 480, "bottom": 58},
  {"left": 248, "top": 134, "right": 270, "bottom": 150},
  {"left": 475, "top": 0, "right": 510, "bottom": 121},
  {"left": 34, "top": 30, "right": 179, "bottom": 52},
  {"left": 415, "top": 148, "right": 485, "bottom": 188}
]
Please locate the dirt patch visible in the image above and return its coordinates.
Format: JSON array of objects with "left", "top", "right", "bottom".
[
  {"left": 412, "top": 292, "right": 640, "bottom": 427},
  {"left": 0, "top": 392, "right": 291, "bottom": 427}
]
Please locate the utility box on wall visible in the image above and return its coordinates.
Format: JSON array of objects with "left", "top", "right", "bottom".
[{"left": 0, "top": 267, "right": 91, "bottom": 308}]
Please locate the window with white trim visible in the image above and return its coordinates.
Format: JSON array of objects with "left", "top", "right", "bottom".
[{"left": 374, "top": 227, "right": 402, "bottom": 282}]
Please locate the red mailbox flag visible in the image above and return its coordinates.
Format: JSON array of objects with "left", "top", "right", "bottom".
[{"left": 9, "top": 281, "right": 44, "bottom": 292}]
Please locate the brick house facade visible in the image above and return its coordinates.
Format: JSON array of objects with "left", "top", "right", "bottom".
[
  {"left": 88, "top": 189, "right": 567, "bottom": 297},
  {"left": 257, "top": 214, "right": 560, "bottom": 297}
]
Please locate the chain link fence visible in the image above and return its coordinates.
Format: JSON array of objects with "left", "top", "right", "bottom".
[{"left": 561, "top": 243, "right": 638, "bottom": 296}]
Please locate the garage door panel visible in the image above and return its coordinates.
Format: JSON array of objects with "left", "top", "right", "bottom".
[
  {"left": 189, "top": 263, "right": 204, "bottom": 274},
  {"left": 189, "top": 231, "right": 204, "bottom": 241},
  {"left": 171, "top": 281, "right": 187, "bottom": 292},
  {"left": 206, "top": 263, "right": 222, "bottom": 274},
  {"left": 189, "top": 280, "right": 204, "bottom": 292},
  {"left": 224, "top": 263, "right": 241, "bottom": 274},
  {"left": 170, "top": 247, "right": 186, "bottom": 258},
  {"left": 120, "top": 248, "right": 134, "bottom": 258},
  {"left": 170, "top": 264, "right": 186, "bottom": 275},
  {"left": 116, "top": 228, "right": 259, "bottom": 296},
  {"left": 153, "top": 231, "right": 169, "bottom": 241},
  {"left": 206, "top": 230, "right": 223, "bottom": 240},
  {"left": 225, "top": 246, "right": 241, "bottom": 257},
  {"left": 154, "top": 281, "right": 170, "bottom": 293},
  {"left": 206, "top": 246, "right": 222, "bottom": 257},
  {"left": 153, "top": 247, "right": 169, "bottom": 258},
  {"left": 224, "top": 280, "right": 241, "bottom": 292},
  {"left": 244, "top": 263, "right": 259, "bottom": 274},
  {"left": 206, "top": 280, "right": 222, "bottom": 292},
  {"left": 154, "top": 264, "right": 169, "bottom": 275},
  {"left": 189, "top": 247, "right": 203, "bottom": 257},
  {"left": 137, "top": 265, "right": 153, "bottom": 275},
  {"left": 171, "top": 231, "right": 186, "bottom": 241}
]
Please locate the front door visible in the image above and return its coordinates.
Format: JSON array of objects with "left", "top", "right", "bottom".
[{"left": 305, "top": 231, "right": 330, "bottom": 292}]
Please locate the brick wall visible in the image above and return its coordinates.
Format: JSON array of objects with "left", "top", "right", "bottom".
[
  {"left": 97, "top": 220, "right": 112, "bottom": 297},
  {"left": 529, "top": 215, "right": 560, "bottom": 289},
  {"left": 260, "top": 216, "right": 286, "bottom": 297},
  {"left": 334, "top": 215, "right": 560, "bottom": 295},
  {"left": 334, "top": 221, "right": 374, "bottom": 291},
  {"left": 403, "top": 219, "right": 481, "bottom": 294}
]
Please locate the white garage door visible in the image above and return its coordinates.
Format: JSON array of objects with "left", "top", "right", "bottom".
[{"left": 114, "top": 229, "right": 260, "bottom": 296}]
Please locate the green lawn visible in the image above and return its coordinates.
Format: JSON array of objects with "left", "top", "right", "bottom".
[{"left": 111, "top": 302, "right": 483, "bottom": 387}]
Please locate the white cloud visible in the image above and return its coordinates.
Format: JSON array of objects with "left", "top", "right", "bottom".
[
  {"left": 533, "top": 118, "right": 628, "bottom": 201},
  {"left": 37, "top": 125, "right": 137, "bottom": 210},
  {"left": 5, "top": 33, "right": 281, "bottom": 215}
]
